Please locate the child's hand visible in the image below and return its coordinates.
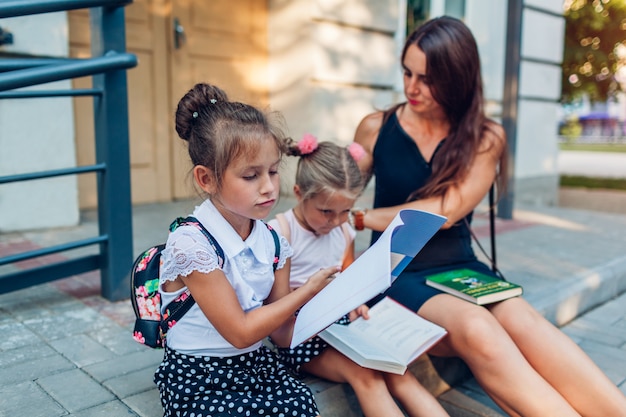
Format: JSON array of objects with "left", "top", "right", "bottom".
[
  {"left": 348, "top": 304, "right": 370, "bottom": 322},
  {"left": 302, "top": 265, "right": 341, "bottom": 294}
]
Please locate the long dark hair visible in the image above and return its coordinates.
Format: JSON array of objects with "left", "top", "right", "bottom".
[{"left": 384, "top": 16, "right": 507, "bottom": 201}]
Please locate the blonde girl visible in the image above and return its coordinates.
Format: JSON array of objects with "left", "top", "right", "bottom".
[{"left": 269, "top": 134, "right": 449, "bottom": 417}]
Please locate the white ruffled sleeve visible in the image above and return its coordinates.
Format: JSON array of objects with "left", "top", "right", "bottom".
[
  {"left": 275, "top": 234, "right": 293, "bottom": 270},
  {"left": 159, "top": 226, "right": 221, "bottom": 284}
]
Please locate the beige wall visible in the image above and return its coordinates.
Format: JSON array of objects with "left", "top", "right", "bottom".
[
  {"left": 0, "top": 13, "right": 79, "bottom": 231},
  {"left": 268, "top": 0, "right": 402, "bottom": 192}
]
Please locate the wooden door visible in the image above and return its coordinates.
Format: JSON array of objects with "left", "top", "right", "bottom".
[
  {"left": 69, "top": 0, "right": 172, "bottom": 207},
  {"left": 169, "top": 0, "right": 269, "bottom": 199},
  {"left": 69, "top": 0, "right": 269, "bottom": 205}
]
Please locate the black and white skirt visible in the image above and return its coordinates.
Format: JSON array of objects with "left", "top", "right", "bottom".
[
  {"left": 274, "top": 314, "right": 351, "bottom": 374},
  {"left": 154, "top": 345, "right": 319, "bottom": 417}
]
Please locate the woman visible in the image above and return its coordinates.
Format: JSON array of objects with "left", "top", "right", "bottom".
[{"left": 352, "top": 16, "right": 626, "bottom": 417}]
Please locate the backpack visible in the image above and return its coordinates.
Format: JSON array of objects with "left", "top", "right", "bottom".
[{"left": 131, "top": 216, "right": 280, "bottom": 348}]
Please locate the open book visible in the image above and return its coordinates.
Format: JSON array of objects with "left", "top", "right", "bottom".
[
  {"left": 290, "top": 209, "right": 447, "bottom": 348},
  {"left": 319, "top": 297, "right": 447, "bottom": 374}
]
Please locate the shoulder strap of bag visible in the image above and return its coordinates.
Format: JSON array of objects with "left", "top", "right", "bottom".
[
  {"left": 161, "top": 216, "right": 280, "bottom": 334},
  {"left": 160, "top": 216, "right": 225, "bottom": 334},
  {"left": 465, "top": 184, "right": 506, "bottom": 280},
  {"left": 264, "top": 221, "right": 280, "bottom": 272}
]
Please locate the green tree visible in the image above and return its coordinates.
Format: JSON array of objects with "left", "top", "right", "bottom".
[{"left": 562, "top": 0, "right": 626, "bottom": 104}]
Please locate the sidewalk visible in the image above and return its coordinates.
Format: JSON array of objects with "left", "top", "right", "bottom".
[{"left": 1, "top": 192, "right": 625, "bottom": 416}]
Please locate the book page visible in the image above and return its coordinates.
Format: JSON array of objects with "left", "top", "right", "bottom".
[
  {"left": 290, "top": 210, "right": 446, "bottom": 348},
  {"left": 346, "top": 297, "right": 447, "bottom": 363},
  {"left": 321, "top": 325, "right": 396, "bottom": 362}
]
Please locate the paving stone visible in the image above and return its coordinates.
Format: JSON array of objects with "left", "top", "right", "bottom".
[
  {"left": 37, "top": 369, "right": 115, "bottom": 412},
  {"left": 0, "top": 381, "right": 66, "bottom": 417},
  {"left": 0, "top": 321, "right": 44, "bottom": 350},
  {"left": 563, "top": 320, "right": 626, "bottom": 347},
  {"left": 50, "top": 334, "right": 118, "bottom": 367},
  {"left": 87, "top": 325, "right": 146, "bottom": 356},
  {"left": 0, "top": 352, "right": 75, "bottom": 387},
  {"left": 103, "top": 366, "right": 158, "bottom": 399},
  {"left": 23, "top": 306, "right": 114, "bottom": 341},
  {"left": 0, "top": 286, "right": 70, "bottom": 321},
  {"left": 67, "top": 399, "right": 138, "bottom": 416},
  {"left": 582, "top": 294, "right": 626, "bottom": 324},
  {"left": 82, "top": 349, "right": 163, "bottom": 382},
  {"left": 123, "top": 388, "right": 162, "bottom": 417},
  {"left": 577, "top": 339, "right": 626, "bottom": 385},
  {"left": 0, "top": 343, "right": 57, "bottom": 367}
]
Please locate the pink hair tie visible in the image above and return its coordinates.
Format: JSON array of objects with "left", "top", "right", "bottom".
[
  {"left": 297, "top": 133, "right": 318, "bottom": 155},
  {"left": 347, "top": 142, "right": 366, "bottom": 162}
]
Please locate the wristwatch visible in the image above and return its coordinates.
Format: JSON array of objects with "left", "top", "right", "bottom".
[{"left": 350, "top": 208, "right": 367, "bottom": 231}]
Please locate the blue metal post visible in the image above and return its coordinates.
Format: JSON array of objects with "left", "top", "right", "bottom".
[
  {"left": 499, "top": 0, "right": 523, "bottom": 219},
  {"left": 91, "top": 5, "right": 134, "bottom": 301}
]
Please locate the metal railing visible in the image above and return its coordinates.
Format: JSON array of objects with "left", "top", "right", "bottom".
[{"left": 0, "top": 0, "right": 137, "bottom": 301}]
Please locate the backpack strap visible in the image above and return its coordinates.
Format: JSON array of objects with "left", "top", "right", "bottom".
[
  {"left": 159, "top": 216, "right": 225, "bottom": 338},
  {"left": 264, "top": 221, "right": 280, "bottom": 272},
  {"left": 160, "top": 217, "right": 280, "bottom": 339}
]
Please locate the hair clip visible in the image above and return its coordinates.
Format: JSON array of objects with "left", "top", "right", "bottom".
[
  {"left": 192, "top": 111, "right": 199, "bottom": 119},
  {"left": 297, "top": 133, "right": 318, "bottom": 155},
  {"left": 210, "top": 99, "right": 217, "bottom": 104},
  {"left": 347, "top": 142, "right": 366, "bottom": 162}
]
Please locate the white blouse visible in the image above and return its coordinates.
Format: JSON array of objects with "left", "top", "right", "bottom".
[{"left": 159, "top": 199, "right": 292, "bottom": 357}]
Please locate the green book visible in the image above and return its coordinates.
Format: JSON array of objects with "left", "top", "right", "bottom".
[{"left": 425, "top": 268, "right": 523, "bottom": 305}]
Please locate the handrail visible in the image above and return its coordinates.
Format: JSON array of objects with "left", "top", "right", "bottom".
[
  {"left": 0, "top": 0, "right": 131, "bottom": 18},
  {"left": 0, "top": 88, "right": 103, "bottom": 99},
  {"left": 0, "top": 53, "right": 137, "bottom": 92},
  {"left": 0, "top": 2, "right": 135, "bottom": 301},
  {"left": 0, "top": 236, "right": 108, "bottom": 266},
  {"left": 0, "top": 58, "right": 82, "bottom": 73},
  {"left": 0, "top": 163, "right": 107, "bottom": 184}
]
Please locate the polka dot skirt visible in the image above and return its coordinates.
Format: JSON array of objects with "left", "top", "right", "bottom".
[
  {"left": 154, "top": 346, "right": 319, "bottom": 417},
  {"left": 275, "top": 315, "right": 351, "bottom": 374}
]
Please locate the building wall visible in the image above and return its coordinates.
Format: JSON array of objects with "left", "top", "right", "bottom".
[
  {"left": 268, "top": 0, "right": 402, "bottom": 192},
  {"left": 0, "top": 12, "right": 79, "bottom": 231},
  {"left": 269, "top": 0, "right": 565, "bottom": 207},
  {"left": 462, "top": 0, "right": 564, "bottom": 207},
  {"left": 514, "top": 0, "right": 564, "bottom": 206}
]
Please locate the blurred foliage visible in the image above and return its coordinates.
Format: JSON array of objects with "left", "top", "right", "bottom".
[
  {"left": 407, "top": 0, "right": 430, "bottom": 35},
  {"left": 560, "top": 142, "right": 626, "bottom": 152},
  {"left": 560, "top": 175, "right": 626, "bottom": 190},
  {"left": 562, "top": 0, "right": 626, "bottom": 104},
  {"left": 559, "top": 117, "right": 583, "bottom": 140},
  {"left": 406, "top": 0, "right": 465, "bottom": 35}
]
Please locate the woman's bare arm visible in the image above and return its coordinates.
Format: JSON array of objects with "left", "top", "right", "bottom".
[{"left": 354, "top": 114, "right": 506, "bottom": 231}]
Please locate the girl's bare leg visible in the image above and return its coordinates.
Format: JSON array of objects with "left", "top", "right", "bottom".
[
  {"left": 302, "top": 348, "right": 412, "bottom": 417},
  {"left": 419, "top": 294, "right": 581, "bottom": 417},
  {"left": 489, "top": 297, "right": 626, "bottom": 417},
  {"left": 383, "top": 371, "right": 449, "bottom": 417}
]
